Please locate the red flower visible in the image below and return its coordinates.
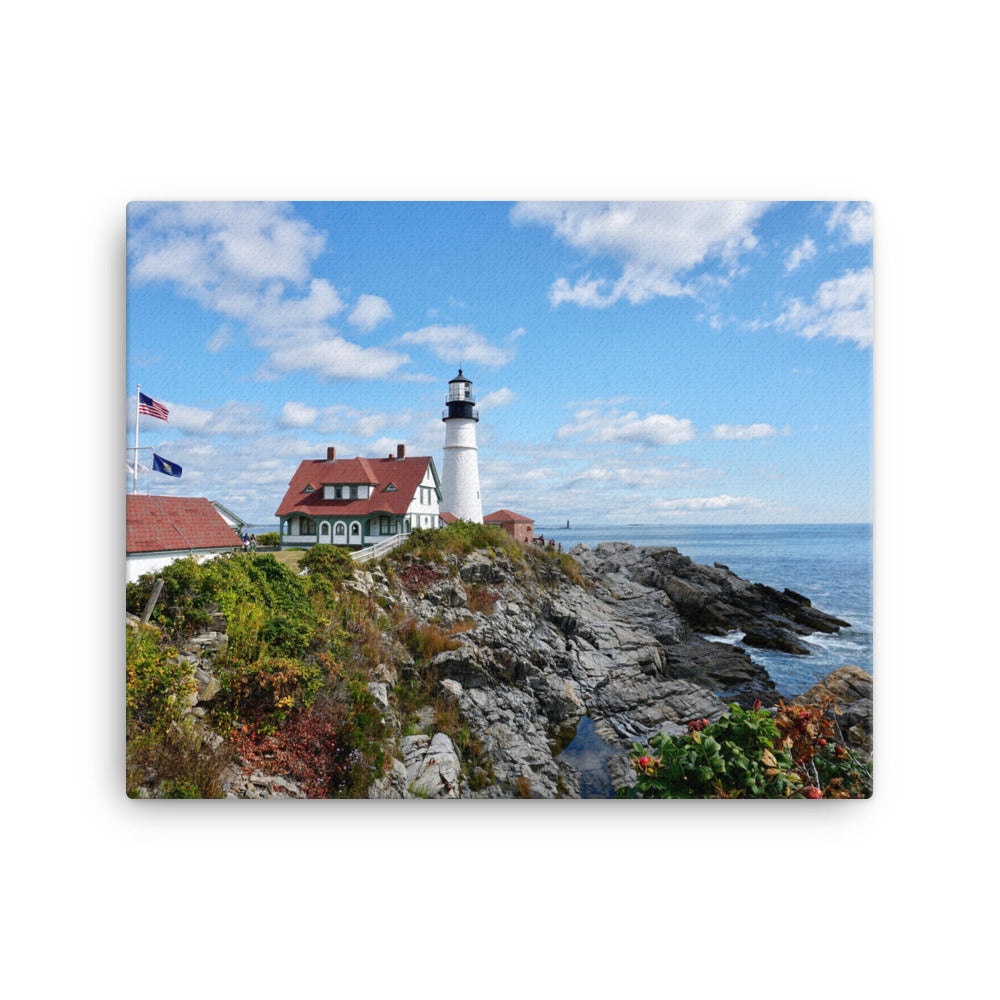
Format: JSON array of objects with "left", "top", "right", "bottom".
[
  {"left": 638, "top": 756, "right": 651, "bottom": 769},
  {"left": 753, "top": 699, "right": 761, "bottom": 711}
]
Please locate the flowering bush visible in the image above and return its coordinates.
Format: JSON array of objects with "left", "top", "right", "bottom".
[{"left": 617, "top": 700, "right": 871, "bottom": 799}]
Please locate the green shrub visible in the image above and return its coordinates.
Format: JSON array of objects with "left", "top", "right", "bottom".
[
  {"left": 299, "top": 544, "right": 356, "bottom": 583},
  {"left": 392, "top": 521, "right": 523, "bottom": 562},
  {"left": 216, "top": 653, "right": 324, "bottom": 732},
  {"left": 160, "top": 778, "right": 201, "bottom": 799},
  {"left": 126, "top": 557, "right": 215, "bottom": 634},
  {"left": 617, "top": 703, "right": 801, "bottom": 799},
  {"left": 618, "top": 700, "right": 872, "bottom": 799},
  {"left": 126, "top": 718, "right": 233, "bottom": 798},
  {"left": 257, "top": 532, "right": 280, "bottom": 547},
  {"left": 126, "top": 624, "right": 195, "bottom": 732}
]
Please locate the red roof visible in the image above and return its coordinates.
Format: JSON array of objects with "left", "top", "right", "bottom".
[
  {"left": 127, "top": 495, "right": 242, "bottom": 554},
  {"left": 439, "top": 511, "right": 458, "bottom": 524},
  {"left": 484, "top": 508, "right": 534, "bottom": 524},
  {"left": 275, "top": 455, "right": 436, "bottom": 519}
]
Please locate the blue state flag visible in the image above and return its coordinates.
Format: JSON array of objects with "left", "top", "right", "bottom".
[{"left": 152, "top": 453, "right": 182, "bottom": 478}]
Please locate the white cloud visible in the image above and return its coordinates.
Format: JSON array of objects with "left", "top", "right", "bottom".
[
  {"left": 313, "top": 404, "right": 414, "bottom": 441},
  {"left": 278, "top": 402, "right": 318, "bottom": 428},
  {"left": 561, "top": 459, "right": 723, "bottom": 492},
  {"left": 128, "top": 202, "right": 326, "bottom": 297},
  {"left": 711, "top": 423, "right": 780, "bottom": 441},
  {"left": 354, "top": 412, "right": 403, "bottom": 438},
  {"left": 651, "top": 494, "right": 771, "bottom": 515},
  {"left": 265, "top": 331, "right": 411, "bottom": 380},
  {"left": 479, "top": 387, "right": 516, "bottom": 409},
  {"left": 511, "top": 201, "right": 769, "bottom": 308},
  {"left": 128, "top": 203, "right": 416, "bottom": 382},
  {"left": 826, "top": 202, "right": 873, "bottom": 245},
  {"left": 557, "top": 406, "right": 696, "bottom": 446},
  {"left": 166, "top": 400, "right": 267, "bottom": 437},
  {"left": 784, "top": 236, "right": 817, "bottom": 272},
  {"left": 348, "top": 294, "right": 394, "bottom": 332},
  {"left": 224, "top": 279, "right": 346, "bottom": 332},
  {"left": 398, "top": 324, "right": 517, "bottom": 368},
  {"left": 775, "top": 267, "right": 873, "bottom": 347}
]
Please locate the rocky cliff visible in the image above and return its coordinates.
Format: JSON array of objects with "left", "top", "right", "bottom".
[
  {"left": 144, "top": 539, "right": 870, "bottom": 799},
  {"left": 356, "top": 540, "right": 868, "bottom": 799}
]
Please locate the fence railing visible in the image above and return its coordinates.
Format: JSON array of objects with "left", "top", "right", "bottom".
[{"left": 351, "top": 533, "right": 406, "bottom": 564}]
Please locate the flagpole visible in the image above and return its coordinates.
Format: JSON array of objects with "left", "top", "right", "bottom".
[{"left": 133, "top": 384, "right": 140, "bottom": 494}]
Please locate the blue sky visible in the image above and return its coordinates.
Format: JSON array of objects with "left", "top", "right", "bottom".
[{"left": 126, "top": 200, "right": 872, "bottom": 526}]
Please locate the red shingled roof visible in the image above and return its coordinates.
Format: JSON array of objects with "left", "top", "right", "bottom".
[
  {"left": 484, "top": 509, "right": 534, "bottom": 524},
  {"left": 127, "top": 495, "right": 242, "bottom": 554},
  {"left": 275, "top": 455, "right": 436, "bottom": 519}
]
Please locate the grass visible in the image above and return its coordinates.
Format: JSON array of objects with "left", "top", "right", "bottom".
[
  {"left": 272, "top": 548, "right": 307, "bottom": 573},
  {"left": 390, "top": 521, "right": 525, "bottom": 563}
]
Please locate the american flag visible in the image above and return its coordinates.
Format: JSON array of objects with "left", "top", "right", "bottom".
[{"left": 138, "top": 391, "right": 169, "bottom": 421}]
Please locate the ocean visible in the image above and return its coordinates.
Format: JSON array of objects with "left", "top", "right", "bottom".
[
  {"left": 533, "top": 522, "right": 873, "bottom": 699},
  {"left": 251, "top": 519, "right": 872, "bottom": 700}
]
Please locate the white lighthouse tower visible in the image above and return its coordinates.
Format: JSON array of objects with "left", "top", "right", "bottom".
[{"left": 441, "top": 369, "right": 483, "bottom": 523}]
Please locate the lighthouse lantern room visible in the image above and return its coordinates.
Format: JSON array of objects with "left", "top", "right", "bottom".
[{"left": 440, "top": 369, "right": 483, "bottom": 523}]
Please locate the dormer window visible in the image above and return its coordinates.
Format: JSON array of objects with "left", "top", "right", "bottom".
[
  {"left": 384, "top": 483, "right": 398, "bottom": 492},
  {"left": 323, "top": 482, "right": 373, "bottom": 500},
  {"left": 302, "top": 484, "right": 315, "bottom": 493}
]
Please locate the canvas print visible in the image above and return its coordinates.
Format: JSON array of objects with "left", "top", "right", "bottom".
[{"left": 125, "top": 201, "right": 873, "bottom": 799}]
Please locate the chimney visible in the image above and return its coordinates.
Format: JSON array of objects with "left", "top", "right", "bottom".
[
  {"left": 396, "top": 443, "right": 406, "bottom": 459},
  {"left": 327, "top": 446, "right": 336, "bottom": 461}
]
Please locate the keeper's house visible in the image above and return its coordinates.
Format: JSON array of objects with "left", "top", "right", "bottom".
[
  {"left": 126, "top": 495, "right": 242, "bottom": 584},
  {"left": 275, "top": 445, "right": 442, "bottom": 550}
]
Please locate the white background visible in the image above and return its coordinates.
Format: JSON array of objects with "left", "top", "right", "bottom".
[{"left": 5, "top": 3, "right": 995, "bottom": 997}]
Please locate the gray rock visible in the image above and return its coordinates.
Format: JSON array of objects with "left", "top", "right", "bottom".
[
  {"left": 367, "top": 681, "right": 390, "bottom": 714},
  {"left": 197, "top": 676, "right": 221, "bottom": 703},
  {"left": 368, "top": 758, "right": 410, "bottom": 799},
  {"left": 402, "top": 733, "right": 462, "bottom": 798}
]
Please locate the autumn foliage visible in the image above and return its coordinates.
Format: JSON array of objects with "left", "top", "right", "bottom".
[{"left": 618, "top": 699, "right": 872, "bottom": 799}]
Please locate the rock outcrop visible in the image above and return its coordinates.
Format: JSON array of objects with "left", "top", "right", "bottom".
[
  {"left": 131, "top": 540, "right": 864, "bottom": 799},
  {"left": 794, "top": 665, "right": 873, "bottom": 754},
  {"left": 354, "top": 541, "right": 859, "bottom": 799}
]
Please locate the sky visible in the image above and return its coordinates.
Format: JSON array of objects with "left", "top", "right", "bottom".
[{"left": 125, "top": 200, "right": 872, "bottom": 526}]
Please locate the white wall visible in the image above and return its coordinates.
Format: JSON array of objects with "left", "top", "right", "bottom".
[
  {"left": 406, "top": 464, "right": 442, "bottom": 528},
  {"left": 125, "top": 549, "right": 228, "bottom": 586}
]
